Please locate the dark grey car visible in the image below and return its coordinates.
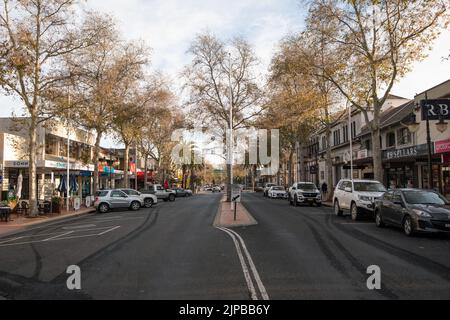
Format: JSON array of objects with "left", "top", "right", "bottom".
[{"left": 374, "top": 189, "right": 450, "bottom": 236}]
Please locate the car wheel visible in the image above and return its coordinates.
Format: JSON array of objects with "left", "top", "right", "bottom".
[
  {"left": 169, "top": 194, "right": 175, "bottom": 202},
  {"left": 294, "top": 195, "right": 298, "bottom": 207},
  {"left": 130, "top": 201, "right": 141, "bottom": 211},
  {"left": 351, "top": 202, "right": 359, "bottom": 221},
  {"left": 98, "top": 203, "right": 109, "bottom": 214},
  {"left": 403, "top": 216, "right": 415, "bottom": 237},
  {"left": 375, "top": 210, "right": 385, "bottom": 228},
  {"left": 144, "top": 198, "right": 154, "bottom": 208},
  {"left": 334, "top": 200, "right": 343, "bottom": 216}
]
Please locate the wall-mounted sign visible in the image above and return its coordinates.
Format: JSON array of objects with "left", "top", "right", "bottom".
[
  {"left": 383, "top": 144, "right": 430, "bottom": 160},
  {"left": 435, "top": 139, "right": 450, "bottom": 154},
  {"left": 421, "top": 99, "right": 450, "bottom": 121},
  {"left": 5, "top": 160, "right": 29, "bottom": 168},
  {"left": 357, "top": 149, "right": 368, "bottom": 160}
]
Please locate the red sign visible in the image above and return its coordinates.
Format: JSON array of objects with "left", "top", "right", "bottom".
[{"left": 435, "top": 139, "right": 450, "bottom": 154}]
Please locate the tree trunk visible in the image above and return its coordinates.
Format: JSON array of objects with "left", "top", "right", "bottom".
[
  {"left": 190, "top": 167, "right": 195, "bottom": 193},
  {"left": 28, "top": 115, "right": 39, "bottom": 216},
  {"left": 93, "top": 132, "right": 102, "bottom": 194},
  {"left": 371, "top": 127, "right": 383, "bottom": 182},
  {"left": 299, "top": 143, "right": 306, "bottom": 181},
  {"left": 144, "top": 157, "right": 148, "bottom": 190},
  {"left": 123, "top": 144, "right": 130, "bottom": 188},
  {"left": 226, "top": 163, "right": 232, "bottom": 202},
  {"left": 326, "top": 128, "right": 333, "bottom": 202},
  {"left": 288, "top": 151, "right": 294, "bottom": 186}
]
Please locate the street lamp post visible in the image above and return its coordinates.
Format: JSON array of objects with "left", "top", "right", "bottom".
[
  {"left": 228, "top": 52, "right": 233, "bottom": 207},
  {"left": 424, "top": 92, "right": 434, "bottom": 189}
]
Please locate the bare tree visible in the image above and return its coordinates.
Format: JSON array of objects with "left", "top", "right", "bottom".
[
  {"left": 0, "top": 0, "right": 110, "bottom": 215},
  {"left": 305, "top": 0, "right": 448, "bottom": 181},
  {"left": 184, "top": 33, "right": 265, "bottom": 201},
  {"left": 65, "top": 20, "right": 149, "bottom": 193}
]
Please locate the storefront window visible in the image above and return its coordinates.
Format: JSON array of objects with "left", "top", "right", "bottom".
[
  {"left": 386, "top": 132, "right": 396, "bottom": 148},
  {"left": 397, "top": 128, "right": 411, "bottom": 146},
  {"left": 45, "top": 134, "right": 58, "bottom": 156}
]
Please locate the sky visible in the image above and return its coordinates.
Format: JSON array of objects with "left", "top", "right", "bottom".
[{"left": 1, "top": 0, "right": 449, "bottom": 148}]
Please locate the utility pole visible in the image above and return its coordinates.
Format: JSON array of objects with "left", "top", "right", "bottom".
[
  {"left": 424, "top": 92, "right": 433, "bottom": 189},
  {"left": 135, "top": 141, "right": 138, "bottom": 190},
  {"left": 349, "top": 102, "right": 354, "bottom": 181},
  {"left": 228, "top": 51, "right": 234, "bottom": 208},
  {"left": 66, "top": 90, "right": 71, "bottom": 213}
]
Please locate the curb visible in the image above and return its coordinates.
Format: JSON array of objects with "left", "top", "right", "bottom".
[
  {"left": 0, "top": 208, "right": 96, "bottom": 238},
  {"left": 213, "top": 197, "right": 258, "bottom": 228}
]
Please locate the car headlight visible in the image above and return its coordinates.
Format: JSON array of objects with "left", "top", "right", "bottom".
[
  {"left": 412, "top": 209, "right": 432, "bottom": 218},
  {"left": 358, "top": 195, "right": 372, "bottom": 202}
]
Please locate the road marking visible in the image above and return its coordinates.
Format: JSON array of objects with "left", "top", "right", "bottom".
[
  {"left": 43, "top": 231, "right": 74, "bottom": 241},
  {"left": 62, "top": 224, "right": 97, "bottom": 230},
  {"left": 98, "top": 226, "right": 120, "bottom": 235},
  {"left": 216, "top": 227, "right": 258, "bottom": 300},
  {"left": 0, "top": 236, "right": 24, "bottom": 245},
  {"left": 224, "top": 227, "right": 270, "bottom": 300},
  {"left": 0, "top": 226, "right": 120, "bottom": 247}
]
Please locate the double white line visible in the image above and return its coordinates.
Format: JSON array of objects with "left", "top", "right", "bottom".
[{"left": 216, "top": 226, "right": 269, "bottom": 300}]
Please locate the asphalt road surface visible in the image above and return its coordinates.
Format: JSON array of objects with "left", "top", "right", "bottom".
[{"left": 1, "top": 192, "right": 449, "bottom": 300}]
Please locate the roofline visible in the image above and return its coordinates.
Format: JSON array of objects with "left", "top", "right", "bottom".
[{"left": 414, "top": 79, "right": 450, "bottom": 97}]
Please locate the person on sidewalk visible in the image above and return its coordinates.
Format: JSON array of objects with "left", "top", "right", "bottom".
[{"left": 321, "top": 182, "right": 328, "bottom": 200}]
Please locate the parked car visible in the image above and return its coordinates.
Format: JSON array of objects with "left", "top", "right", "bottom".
[
  {"left": 374, "top": 189, "right": 450, "bottom": 236},
  {"left": 289, "top": 182, "right": 322, "bottom": 207},
  {"left": 94, "top": 189, "right": 143, "bottom": 213},
  {"left": 173, "top": 188, "right": 193, "bottom": 197},
  {"left": 268, "top": 186, "right": 288, "bottom": 199},
  {"left": 263, "top": 183, "right": 277, "bottom": 197},
  {"left": 333, "top": 179, "right": 386, "bottom": 220},
  {"left": 212, "top": 186, "right": 221, "bottom": 193},
  {"left": 118, "top": 188, "right": 157, "bottom": 208},
  {"left": 140, "top": 184, "right": 176, "bottom": 202}
]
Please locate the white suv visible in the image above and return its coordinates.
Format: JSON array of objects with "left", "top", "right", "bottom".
[
  {"left": 333, "top": 179, "right": 387, "bottom": 220},
  {"left": 289, "top": 182, "right": 322, "bottom": 207}
]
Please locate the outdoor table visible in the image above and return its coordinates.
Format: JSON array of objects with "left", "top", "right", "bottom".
[{"left": 0, "top": 206, "right": 12, "bottom": 222}]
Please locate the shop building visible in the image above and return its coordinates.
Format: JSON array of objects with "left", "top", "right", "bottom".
[{"left": 0, "top": 118, "right": 95, "bottom": 204}]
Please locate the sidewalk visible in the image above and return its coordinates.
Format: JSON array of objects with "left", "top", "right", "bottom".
[
  {"left": 213, "top": 196, "right": 258, "bottom": 228},
  {"left": 0, "top": 207, "right": 96, "bottom": 237}
]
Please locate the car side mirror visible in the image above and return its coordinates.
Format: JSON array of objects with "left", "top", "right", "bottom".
[{"left": 344, "top": 187, "right": 352, "bottom": 193}]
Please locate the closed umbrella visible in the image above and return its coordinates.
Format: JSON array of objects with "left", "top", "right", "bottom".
[
  {"left": 57, "top": 175, "right": 67, "bottom": 193},
  {"left": 16, "top": 172, "right": 23, "bottom": 200},
  {"left": 70, "top": 175, "right": 79, "bottom": 193}
]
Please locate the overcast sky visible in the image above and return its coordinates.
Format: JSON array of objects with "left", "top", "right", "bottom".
[{"left": 1, "top": 0, "right": 449, "bottom": 147}]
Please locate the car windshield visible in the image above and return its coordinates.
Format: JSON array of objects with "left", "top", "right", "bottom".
[
  {"left": 273, "top": 187, "right": 284, "bottom": 191},
  {"left": 298, "top": 184, "right": 316, "bottom": 190},
  {"left": 403, "top": 191, "right": 448, "bottom": 205},
  {"left": 353, "top": 182, "right": 386, "bottom": 192}
]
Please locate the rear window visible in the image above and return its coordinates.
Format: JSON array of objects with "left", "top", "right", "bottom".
[{"left": 96, "top": 191, "right": 109, "bottom": 197}]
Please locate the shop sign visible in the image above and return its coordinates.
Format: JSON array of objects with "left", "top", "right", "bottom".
[
  {"left": 435, "top": 139, "right": 450, "bottom": 154},
  {"left": 45, "top": 160, "right": 94, "bottom": 172},
  {"left": 5, "top": 160, "right": 29, "bottom": 168},
  {"left": 383, "top": 144, "right": 430, "bottom": 160},
  {"left": 357, "top": 149, "right": 368, "bottom": 160},
  {"left": 421, "top": 99, "right": 450, "bottom": 121}
]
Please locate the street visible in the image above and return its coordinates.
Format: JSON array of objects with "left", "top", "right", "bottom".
[{"left": 1, "top": 192, "right": 450, "bottom": 300}]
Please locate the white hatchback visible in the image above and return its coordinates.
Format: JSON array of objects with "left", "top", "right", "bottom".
[{"left": 333, "top": 179, "right": 387, "bottom": 221}]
